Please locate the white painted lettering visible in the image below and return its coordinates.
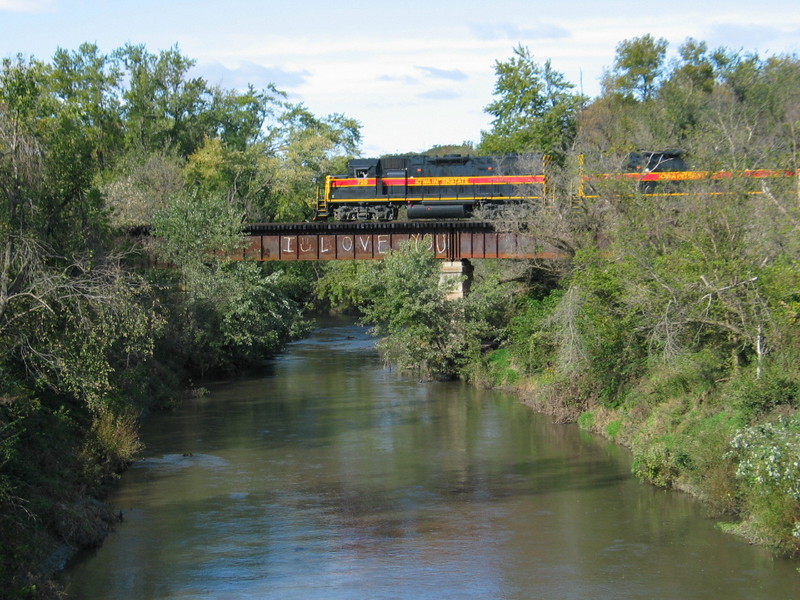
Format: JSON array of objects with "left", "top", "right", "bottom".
[
  {"left": 436, "top": 233, "right": 448, "bottom": 254},
  {"left": 377, "top": 234, "right": 390, "bottom": 254}
]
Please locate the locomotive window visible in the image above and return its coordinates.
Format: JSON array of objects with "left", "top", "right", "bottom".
[{"left": 354, "top": 169, "right": 369, "bottom": 178}]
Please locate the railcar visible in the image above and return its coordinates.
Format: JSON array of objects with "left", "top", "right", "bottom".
[
  {"left": 580, "top": 150, "right": 798, "bottom": 199},
  {"left": 314, "top": 154, "right": 547, "bottom": 221}
]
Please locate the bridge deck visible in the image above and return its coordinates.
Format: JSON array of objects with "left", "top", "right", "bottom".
[{"left": 236, "top": 221, "right": 561, "bottom": 261}]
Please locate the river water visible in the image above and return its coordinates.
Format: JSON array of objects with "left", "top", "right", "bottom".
[{"left": 62, "top": 320, "right": 799, "bottom": 599}]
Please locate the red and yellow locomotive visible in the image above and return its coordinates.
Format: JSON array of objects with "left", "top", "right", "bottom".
[{"left": 315, "top": 154, "right": 546, "bottom": 221}]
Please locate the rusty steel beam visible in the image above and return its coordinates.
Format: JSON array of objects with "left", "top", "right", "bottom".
[
  {"left": 233, "top": 230, "right": 562, "bottom": 261},
  {"left": 136, "top": 221, "right": 566, "bottom": 262}
]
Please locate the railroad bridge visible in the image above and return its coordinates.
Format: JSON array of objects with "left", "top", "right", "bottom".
[
  {"left": 140, "top": 221, "right": 561, "bottom": 298},
  {"left": 237, "top": 221, "right": 559, "bottom": 262},
  {"left": 231, "top": 221, "right": 561, "bottom": 299}
]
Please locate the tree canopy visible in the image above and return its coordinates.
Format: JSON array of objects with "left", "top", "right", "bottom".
[
  {"left": 0, "top": 43, "right": 358, "bottom": 595},
  {"left": 479, "top": 45, "right": 585, "bottom": 163}
]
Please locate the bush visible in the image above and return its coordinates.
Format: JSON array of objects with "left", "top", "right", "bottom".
[
  {"left": 606, "top": 420, "right": 623, "bottom": 438},
  {"left": 85, "top": 408, "right": 143, "bottom": 478},
  {"left": 730, "top": 374, "right": 799, "bottom": 421},
  {"left": 643, "top": 349, "right": 726, "bottom": 404},
  {"left": 486, "top": 349, "right": 520, "bottom": 386},
  {"left": 508, "top": 289, "right": 564, "bottom": 373},
  {"left": 577, "top": 411, "right": 595, "bottom": 430},
  {"left": 631, "top": 442, "right": 688, "bottom": 488},
  {"left": 727, "top": 414, "right": 800, "bottom": 551}
]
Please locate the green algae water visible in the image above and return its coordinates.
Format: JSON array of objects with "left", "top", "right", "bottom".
[{"left": 62, "top": 320, "right": 799, "bottom": 599}]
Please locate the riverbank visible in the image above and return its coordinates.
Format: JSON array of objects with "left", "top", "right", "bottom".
[
  {"left": 482, "top": 355, "right": 800, "bottom": 557},
  {"left": 0, "top": 393, "right": 137, "bottom": 599},
  {"left": 314, "top": 245, "right": 800, "bottom": 558}
]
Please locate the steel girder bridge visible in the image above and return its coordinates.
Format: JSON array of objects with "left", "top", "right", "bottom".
[{"left": 235, "top": 221, "right": 562, "bottom": 262}]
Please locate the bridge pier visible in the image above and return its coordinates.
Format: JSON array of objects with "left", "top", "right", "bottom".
[{"left": 440, "top": 259, "right": 474, "bottom": 300}]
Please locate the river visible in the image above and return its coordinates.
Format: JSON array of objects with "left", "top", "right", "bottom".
[{"left": 62, "top": 320, "right": 799, "bottom": 599}]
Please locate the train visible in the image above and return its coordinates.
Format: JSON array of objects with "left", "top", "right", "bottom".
[
  {"left": 314, "top": 154, "right": 547, "bottom": 221},
  {"left": 314, "top": 151, "right": 797, "bottom": 221}
]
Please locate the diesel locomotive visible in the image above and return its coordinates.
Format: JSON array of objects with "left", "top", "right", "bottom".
[
  {"left": 314, "top": 154, "right": 547, "bottom": 221},
  {"left": 315, "top": 151, "right": 798, "bottom": 221}
]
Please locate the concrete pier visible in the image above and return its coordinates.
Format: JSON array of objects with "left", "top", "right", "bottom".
[{"left": 440, "top": 259, "right": 474, "bottom": 300}]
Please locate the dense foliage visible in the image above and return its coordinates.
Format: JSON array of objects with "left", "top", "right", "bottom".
[
  {"left": 322, "top": 37, "right": 800, "bottom": 555},
  {"left": 1, "top": 33, "right": 799, "bottom": 596},
  {"left": 316, "top": 244, "right": 513, "bottom": 379},
  {"left": 0, "top": 43, "right": 355, "bottom": 597},
  {"left": 483, "top": 37, "right": 800, "bottom": 554}
]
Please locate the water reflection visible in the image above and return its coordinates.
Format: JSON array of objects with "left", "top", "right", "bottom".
[{"left": 63, "top": 321, "right": 799, "bottom": 599}]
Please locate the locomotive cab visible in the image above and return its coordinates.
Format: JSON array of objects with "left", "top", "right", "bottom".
[
  {"left": 627, "top": 150, "right": 686, "bottom": 172},
  {"left": 349, "top": 158, "right": 379, "bottom": 178}
]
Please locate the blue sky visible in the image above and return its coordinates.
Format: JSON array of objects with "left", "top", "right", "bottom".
[{"left": 1, "top": 0, "right": 799, "bottom": 156}]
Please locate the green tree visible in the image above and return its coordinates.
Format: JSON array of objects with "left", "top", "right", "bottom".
[
  {"left": 356, "top": 244, "right": 459, "bottom": 377},
  {"left": 49, "top": 43, "right": 124, "bottom": 170},
  {"left": 114, "top": 44, "right": 212, "bottom": 156},
  {"left": 150, "top": 190, "right": 309, "bottom": 373},
  {"left": 604, "top": 34, "right": 669, "bottom": 101},
  {"left": 480, "top": 45, "right": 583, "bottom": 162},
  {"left": 657, "top": 39, "right": 718, "bottom": 138},
  {"left": 185, "top": 106, "right": 360, "bottom": 222},
  {"left": 0, "top": 41, "right": 364, "bottom": 595}
]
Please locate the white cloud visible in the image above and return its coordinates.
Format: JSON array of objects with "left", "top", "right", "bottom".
[
  {"left": 470, "top": 21, "right": 571, "bottom": 41},
  {"left": 3, "top": 0, "right": 799, "bottom": 155},
  {"left": 416, "top": 66, "right": 469, "bottom": 82},
  {"left": 196, "top": 61, "right": 311, "bottom": 90}
]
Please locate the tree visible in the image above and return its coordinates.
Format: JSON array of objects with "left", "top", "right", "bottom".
[
  {"left": 480, "top": 45, "right": 583, "bottom": 162},
  {"left": 0, "top": 42, "right": 364, "bottom": 595},
  {"left": 114, "top": 44, "right": 213, "bottom": 156},
  {"left": 0, "top": 58, "right": 159, "bottom": 412},
  {"left": 150, "top": 189, "right": 309, "bottom": 373},
  {"left": 605, "top": 34, "right": 669, "bottom": 101},
  {"left": 49, "top": 43, "right": 123, "bottom": 170},
  {"left": 184, "top": 105, "right": 360, "bottom": 222},
  {"left": 357, "top": 243, "right": 459, "bottom": 377}
]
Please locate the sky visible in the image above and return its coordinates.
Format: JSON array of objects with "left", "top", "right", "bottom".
[{"left": 1, "top": 0, "right": 799, "bottom": 157}]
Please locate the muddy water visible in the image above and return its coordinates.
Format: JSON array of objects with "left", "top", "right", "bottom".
[{"left": 62, "top": 321, "right": 799, "bottom": 599}]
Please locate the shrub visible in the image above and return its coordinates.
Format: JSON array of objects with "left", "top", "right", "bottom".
[
  {"left": 644, "top": 349, "right": 726, "bottom": 404},
  {"left": 727, "top": 414, "right": 800, "bottom": 551},
  {"left": 84, "top": 408, "right": 143, "bottom": 478},
  {"left": 730, "top": 375, "right": 799, "bottom": 421},
  {"left": 577, "top": 411, "right": 595, "bottom": 430},
  {"left": 487, "top": 349, "right": 520, "bottom": 386},
  {"left": 508, "top": 289, "right": 564, "bottom": 373},
  {"left": 606, "top": 420, "right": 623, "bottom": 438},
  {"left": 632, "top": 440, "right": 690, "bottom": 488}
]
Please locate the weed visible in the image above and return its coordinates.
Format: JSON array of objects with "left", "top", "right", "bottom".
[{"left": 606, "top": 420, "right": 622, "bottom": 438}]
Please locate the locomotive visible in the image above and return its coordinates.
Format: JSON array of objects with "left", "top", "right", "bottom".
[
  {"left": 314, "top": 154, "right": 547, "bottom": 221},
  {"left": 315, "top": 151, "right": 797, "bottom": 221}
]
